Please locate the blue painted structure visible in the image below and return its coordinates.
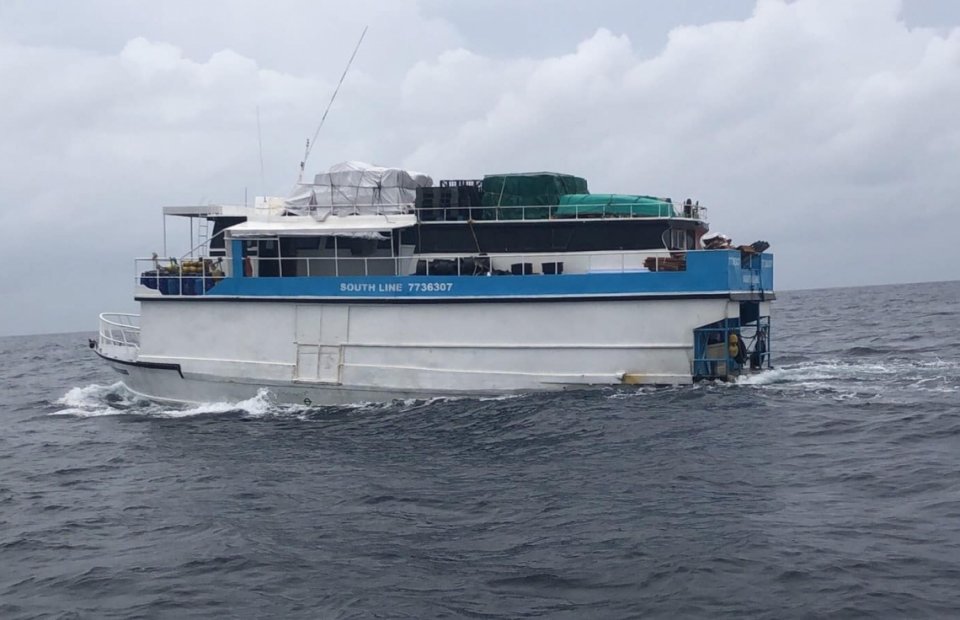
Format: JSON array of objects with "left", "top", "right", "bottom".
[
  {"left": 187, "top": 249, "right": 774, "bottom": 300},
  {"left": 692, "top": 316, "right": 772, "bottom": 379}
]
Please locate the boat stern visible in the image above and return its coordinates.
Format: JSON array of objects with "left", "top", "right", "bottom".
[{"left": 95, "top": 313, "right": 141, "bottom": 364}]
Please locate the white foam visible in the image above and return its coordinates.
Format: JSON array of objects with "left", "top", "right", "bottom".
[
  {"left": 51, "top": 382, "right": 134, "bottom": 417},
  {"left": 738, "top": 359, "right": 896, "bottom": 385},
  {"left": 735, "top": 356, "right": 960, "bottom": 397},
  {"left": 158, "top": 387, "right": 277, "bottom": 418},
  {"left": 56, "top": 382, "right": 126, "bottom": 409},
  {"left": 396, "top": 396, "right": 453, "bottom": 412},
  {"left": 913, "top": 358, "right": 960, "bottom": 370},
  {"left": 49, "top": 406, "right": 124, "bottom": 418},
  {"left": 51, "top": 385, "right": 286, "bottom": 419},
  {"left": 605, "top": 386, "right": 668, "bottom": 400},
  {"left": 477, "top": 392, "right": 530, "bottom": 402},
  {"left": 909, "top": 377, "right": 960, "bottom": 393}
]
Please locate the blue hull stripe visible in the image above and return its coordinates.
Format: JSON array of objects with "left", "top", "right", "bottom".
[{"left": 161, "top": 250, "right": 774, "bottom": 301}]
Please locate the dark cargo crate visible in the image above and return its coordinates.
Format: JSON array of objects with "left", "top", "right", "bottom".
[{"left": 416, "top": 185, "right": 484, "bottom": 221}]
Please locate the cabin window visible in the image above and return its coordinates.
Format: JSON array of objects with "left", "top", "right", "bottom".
[
  {"left": 665, "top": 228, "right": 690, "bottom": 250},
  {"left": 209, "top": 217, "right": 245, "bottom": 254}
]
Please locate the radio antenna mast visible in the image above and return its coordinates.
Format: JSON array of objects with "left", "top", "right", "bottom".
[
  {"left": 298, "top": 26, "right": 368, "bottom": 183},
  {"left": 256, "top": 105, "right": 265, "bottom": 196}
]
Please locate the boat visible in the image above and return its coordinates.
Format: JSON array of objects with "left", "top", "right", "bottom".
[{"left": 93, "top": 161, "right": 774, "bottom": 405}]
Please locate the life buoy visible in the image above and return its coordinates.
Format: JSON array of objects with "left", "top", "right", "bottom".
[{"left": 728, "top": 333, "right": 748, "bottom": 365}]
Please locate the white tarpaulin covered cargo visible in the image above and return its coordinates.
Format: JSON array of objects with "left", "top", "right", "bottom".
[
  {"left": 224, "top": 214, "right": 417, "bottom": 238},
  {"left": 287, "top": 161, "right": 432, "bottom": 215}
]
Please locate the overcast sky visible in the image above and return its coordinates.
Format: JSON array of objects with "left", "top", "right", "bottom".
[{"left": 1, "top": 0, "right": 958, "bottom": 336}]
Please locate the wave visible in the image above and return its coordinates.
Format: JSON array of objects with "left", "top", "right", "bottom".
[
  {"left": 50, "top": 354, "right": 960, "bottom": 418},
  {"left": 162, "top": 388, "right": 278, "bottom": 418},
  {"left": 48, "top": 384, "right": 506, "bottom": 420},
  {"left": 843, "top": 344, "right": 956, "bottom": 356},
  {"left": 51, "top": 384, "right": 291, "bottom": 419},
  {"left": 736, "top": 358, "right": 959, "bottom": 395},
  {"left": 52, "top": 382, "right": 141, "bottom": 417},
  {"left": 736, "top": 361, "right": 889, "bottom": 386}
]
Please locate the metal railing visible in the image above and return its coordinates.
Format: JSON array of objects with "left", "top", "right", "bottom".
[
  {"left": 229, "top": 251, "right": 674, "bottom": 277},
  {"left": 258, "top": 198, "right": 707, "bottom": 223},
  {"left": 413, "top": 202, "right": 702, "bottom": 223},
  {"left": 133, "top": 250, "right": 692, "bottom": 296},
  {"left": 692, "top": 317, "right": 771, "bottom": 380},
  {"left": 99, "top": 313, "right": 141, "bottom": 348},
  {"left": 135, "top": 257, "right": 228, "bottom": 296},
  {"left": 286, "top": 203, "right": 417, "bottom": 218}
]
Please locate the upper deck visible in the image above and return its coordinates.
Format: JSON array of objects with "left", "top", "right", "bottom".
[{"left": 133, "top": 248, "right": 774, "bottom": 303}]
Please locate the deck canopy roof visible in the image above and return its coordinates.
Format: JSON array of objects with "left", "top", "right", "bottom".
[
  {"left": 224, "top": 214, "right": 417, "bottom": 238},
  {"left": 162, "top": 204, "right": 258, "bottom": 218}
]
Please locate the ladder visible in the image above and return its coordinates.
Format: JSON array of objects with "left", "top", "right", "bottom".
[{"left": 196, "top": 217, "right": 210, "bottom": 255}]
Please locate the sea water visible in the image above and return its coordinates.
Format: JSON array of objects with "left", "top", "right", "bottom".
[{"left": 1, "top": 281, "right": 958, "bottom": 618}]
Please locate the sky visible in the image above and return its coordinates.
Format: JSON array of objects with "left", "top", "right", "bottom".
[{"left": 1, "top": 0, "right": 958, "bottom": 336}]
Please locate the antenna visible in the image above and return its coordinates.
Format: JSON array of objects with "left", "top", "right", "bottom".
[
  {"left": 298, "top": 25, "right": 368, "bottom": 182},
  {"left": 256, "top": 105, "right": 266, "bottom": 196}
]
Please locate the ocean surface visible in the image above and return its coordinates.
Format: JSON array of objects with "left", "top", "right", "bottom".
[{"left": 2, "top": 281, "right": 959, "bottom": 619}]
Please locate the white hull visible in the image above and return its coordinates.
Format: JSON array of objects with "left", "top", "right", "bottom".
[
  {"left": 102, "top": 360, "right": 505, "bottom": 406},
  {"left": 100, "top": 297, "right": 759, "bottom": 405}
]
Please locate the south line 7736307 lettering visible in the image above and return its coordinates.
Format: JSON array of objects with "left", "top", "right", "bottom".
[
  {"left": 338, "top": 282, "right": 454, "bottom": 293},
  {"left": 407, "top": 282, "right": 453, "bottom": 292}
]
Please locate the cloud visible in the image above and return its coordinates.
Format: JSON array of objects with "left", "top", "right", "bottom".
[
  {"left": 0, "top": 36, "right": 333, "bottom": 334},
  {"left": 0, "top": 0, "right": 958, "bottom": 335},
  {"left": 403, "top": 0, "right": 960, "bottom": 288}
]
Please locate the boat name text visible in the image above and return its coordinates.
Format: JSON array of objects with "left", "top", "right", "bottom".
[{"left": 339, "top": 282, "right": 454, "bottom": 293}]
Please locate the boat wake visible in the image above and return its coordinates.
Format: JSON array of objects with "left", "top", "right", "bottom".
[
  {"left": 736, "top": 358, "right": 960, "bottom": 397},
  {"left": 604, "top": 357, "right": 959, "bottom": 404},
  {"left": 52, "top": 357, "right": 958, "bottom": 418},
  {"left": 49, "top": 383, "right": 525, "bottom": 419},
  {"left": 53, "top": 382, "right": 143, "bottom": 417},
  {"left": 52, "top": 384, "right": 286, "bottom": 419}
]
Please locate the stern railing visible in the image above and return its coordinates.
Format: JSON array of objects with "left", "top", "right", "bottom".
[{"left": 99, "top": 313, "right": 141, "bottom": 349}]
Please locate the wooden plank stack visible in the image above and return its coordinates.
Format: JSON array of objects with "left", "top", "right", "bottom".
[{"left": 644, "top": 255, "right": 687, "bottom": 272}]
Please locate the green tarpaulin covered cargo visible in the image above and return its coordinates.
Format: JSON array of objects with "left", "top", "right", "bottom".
[
  {"left": 481, "top": 172, "right": 589, "bottom": 220},
  {"left": 554, "top": 194, "right": 676, "bottom": 218}
]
